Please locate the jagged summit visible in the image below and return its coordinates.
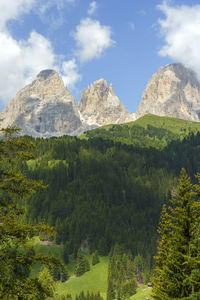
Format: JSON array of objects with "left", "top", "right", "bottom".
[
  {"left": 37, "top": 69, "right": 57, "bottom": 80},
  {"left": 78, "top": 78, "right": 135, "bottom": 126},
  {"left": 2, "top": 63, "right": 200, "bottom": 138},
  {"left": 0, "top": 72, "right": 135, "bottom": 137},
  {"left": 136, "top": 63, "right": 200, "bottom": 121},
  {"left": 0, "top": 69, "right": 82, "bottom": 137}
]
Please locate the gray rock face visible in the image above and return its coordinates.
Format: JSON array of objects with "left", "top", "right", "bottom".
[
  {"left": 0, "top": 70, "right": 82, "bottom": 137},
  {"left": 78, "top": 79, "right": 135, "bottom": 126},
  {"left": 2, "top": 63, "right": 200, "bottom": 138},
  {"left": 136, "top": 63, "right": 200, "bottom": 121}
]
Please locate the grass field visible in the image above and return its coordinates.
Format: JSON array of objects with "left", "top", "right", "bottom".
[
  {"left": 131, "top": 285, "right": 152, "bottom": 300},
  {"left": 57, "top": 256, "right": 109, "bottom": 299},
  {"left": 134, "top": 114, "right": 200, "bottom": 134},
  {"left": 29, "top": 239, "right": 63, "bottom": 278},
  {"left": 30, "top": 242, "right": 152, "bottom": 299}
]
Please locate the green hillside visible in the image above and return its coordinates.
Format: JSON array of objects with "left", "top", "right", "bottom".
[
  {"left": 58, "top": 256, "right": 108, "bottom": 299},
  {"left": 23, "top": 114, "right": 200, "bottom": 263},
  {"left": 5, "top": 114, "right": 200, "bottom": 299},
  {"left": 83, "top": 114, "right": 200, "bottom": 149}
]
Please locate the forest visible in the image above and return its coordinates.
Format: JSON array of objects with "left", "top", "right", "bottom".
[{"left": 1, "top": 114, "right": 200, "bottom": 299}]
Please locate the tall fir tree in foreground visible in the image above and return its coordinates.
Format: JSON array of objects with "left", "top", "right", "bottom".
[
  {"left": 0, "top": 126, "right": 66, "bottom": 299},
  {"left": 152, "top": 168, "right": 200, "bottom": 299}
]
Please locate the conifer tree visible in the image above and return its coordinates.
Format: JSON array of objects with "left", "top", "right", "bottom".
[
  {"left": 107, "top": 244, "right": 137, "bottom": 300},
  {"left": 152, "top": 169, "right": 200, "bottom": 299},
  {"left": 92, "top": 250, "right": 100, "bottom": 266},
  {"left": 0, "top": 126, "right": 66, "bottom": 298},
  {"left": 38, "top": 267, "right": 56, "bottom": 297},
  {"left": 74, "top": 249, "right": 90, "bottom": 276}
]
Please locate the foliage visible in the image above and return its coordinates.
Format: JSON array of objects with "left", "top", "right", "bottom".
[
  {"left": 152, "top": 169, "right": 200, "bottom": 299},
  {"left": 107, "top": 245, "right": 137, "bottom": 300},
  {"left": 50, "top": 292, "right": 72, "bottom": 300},
  {"left": 92, "top": 250, "right": 100, "bottom": 266},
  {"left": 84, "top": 114, "right": 200, "bottom": 150},
  {"left": 57, "top": 256, "right": 108, "bottom": 299},
  {"left": 20, "top": 116, "right": 200, "bottom": 274},
  {"left": 74, "top": 249, "right": 90, "bottom": 277},
  {"left": 75, "top": 291, "right": 103, "bottom": 300},
  {"left": 0, "top": 126, "right": 67, "bottom": 299},
  {"left": 38, "top": 267, "right": 56, "bottom": 297}
]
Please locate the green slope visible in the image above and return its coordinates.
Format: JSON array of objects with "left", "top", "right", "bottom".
[
  {"left": 130, "top": 285, "right": 152, "bottom": 300},
  {"left": 83, "top": 114, "right": 200, "bottom": 149},
  {"left": 57, "top": 256, "right": 109, "bottom": 299}
]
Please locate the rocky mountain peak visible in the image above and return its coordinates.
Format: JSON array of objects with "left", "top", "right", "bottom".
[
  {"left": 0, "top": 69, "right": 82, "bottom": 137},
  {"left": 37, "top": 69, "right": 57, "bottom": 80},
  {"left": 78, "top": 79, "right": 135, "bottom": 126},
  {"left": 136, "top": 63, "right": 200, "bottom": 121}
]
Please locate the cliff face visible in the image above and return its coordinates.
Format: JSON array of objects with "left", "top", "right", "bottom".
[
  {"left": 0, "top": 72, "right": 136, "bottom": 137},
  {"left": 136, "top": 64, "right": 200, "bottom": 121},
  {"left": 1, "top": 63, "right": 200, "bottom": 138},
  {"left": 78, "top": 79, "right": 135, "bottom": 126},
  {"left": 0, "top": 70, "right": 82, "bottom": 137}
]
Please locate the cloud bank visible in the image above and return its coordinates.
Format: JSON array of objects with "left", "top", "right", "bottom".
[
  {"left": 0, "top": 0, "right": 81, "bottom": 105},
  {"left": 61, "top": 59, "right": 82, "bottom": 89},
  {"left": 158, "top": 1, "right": 200, "bottom": 80},
  {"left": 72, "top": 18, "right": 115, "bottom": 63}
]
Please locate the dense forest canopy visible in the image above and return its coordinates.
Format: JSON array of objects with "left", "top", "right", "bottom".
[{"left": 21, "top": 115, "right": 200, "bottom": 263}]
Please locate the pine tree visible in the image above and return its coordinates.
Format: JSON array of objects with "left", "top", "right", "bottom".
[
  {"left": 38, "top": 267, "right": 56, "bottom": 297},
  {"left": 107, "top": 244, "right": 137, "bottom": 300},
  {"left": 74, "top": 249, "right": 90, "bottom": 276},
  {"left": 92, "top": 250, "right": 100, "bottom": 266},
  {"left": 152, "top": 169, "right": 200, "bottom": 299},
  {"left": 0, "top": 126, "right": 66, "bottom": 298}
]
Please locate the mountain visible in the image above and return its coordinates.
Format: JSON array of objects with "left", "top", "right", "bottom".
[
  {"left": 1, "top": 63, "right": 200, "bottom": 138},
  {"left": 136, "top": 63, "right": 200, "bottom": 121},
  {"left": 78, "top": 78, "right": 135, "bottom": 126},
  {"left": 0, "top": 72, "right": 134, "bottom": 137},
  {"left": 0, "top": 70, "right": 83, "bottom": 137}
]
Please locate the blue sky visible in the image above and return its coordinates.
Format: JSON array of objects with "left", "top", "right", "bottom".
[{"left": 1, "top": 0, "right": 200, "bottom": 113}]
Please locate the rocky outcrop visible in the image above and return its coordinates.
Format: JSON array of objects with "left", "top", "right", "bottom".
[
  {"left": 136, "top": 63, "right": 200, "bottom": 121},
  {"left": 2, "top": 63, "right": 200, "bottom": 138},
  {"left": 78, "top": 79, "right": 135, "bottom": 126},
  {"left": 0, "top": 70, "right": 83, "bottom": 137},
  {"left": 0, "top": 72, "right": 136, "bottom": 137}
]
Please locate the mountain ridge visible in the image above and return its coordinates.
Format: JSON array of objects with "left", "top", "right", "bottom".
[{"left": 1, "top": 63, "right": 200, "bottom": 137}]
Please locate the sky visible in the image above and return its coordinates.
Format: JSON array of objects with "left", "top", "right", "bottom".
[{"left": 1, "top": 0, "right": 200, "bottom": 113}]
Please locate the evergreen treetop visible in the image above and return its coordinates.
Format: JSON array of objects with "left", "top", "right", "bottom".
[{"left": 152, "top": 169, "right": 200, "bottom": 299}]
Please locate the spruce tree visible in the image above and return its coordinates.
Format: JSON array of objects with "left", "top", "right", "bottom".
[
  {"left": 92, "top": 250, "right": 100, "bottom": 266},
  {"left": 107, "top": 244, "right": 137, "bottom": 300},
  {"left": 0, "top": 126, "right": 66, "bottom": 298},
  {"left": 74, "top": 249, "right": 90, "bottom": 276},
  {"left": 152, "top": 169, "right": 200, "bottom": 299}
]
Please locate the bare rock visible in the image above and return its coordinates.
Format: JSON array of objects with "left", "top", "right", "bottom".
[
  {"left": 0, "top": 70, "right": 82, "bottom": 137},
  {"left": 136, "top": 63, "right": 200, "bottom": 121},
  {"left": 78, "top": 79, "right": 135, "bottom": 126}
]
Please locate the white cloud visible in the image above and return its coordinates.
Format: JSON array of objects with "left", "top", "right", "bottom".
[
  {"left": 39, "top": 0, "right": 74, "bottom": 15},
  {"left": 87, "top": 1, "right": 98, "bottom": 16},
  {"left": 61, "top": 59, "right": 81, "bottom": 89},
  {"left": 0, "top": 31, "right": 56, "bottom": 103},
  {"left": 0, "top": 30, "right": 81, "bottom": 104},
  {"left": 72, "top": 18, "right": 115, "bottom": 63},
  {"left": 158, "top": 1, "right": 200, "bottom": 80},
  {"left": 0, "top": 0, "right": 81, "bottom": 105},
  {"left": 0, "top": 0, "right": 35, "bottom": 30}
]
